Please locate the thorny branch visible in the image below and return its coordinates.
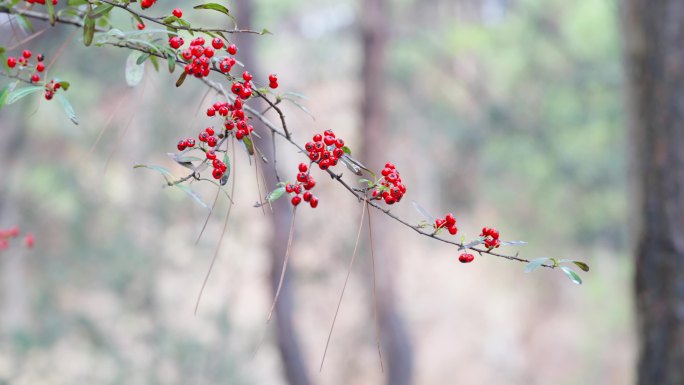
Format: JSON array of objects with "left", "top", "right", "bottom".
[{"left": 0, "top": 3, "right": 554, "bottom": 269}]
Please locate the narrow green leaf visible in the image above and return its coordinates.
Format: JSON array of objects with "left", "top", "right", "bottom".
[
  {"left": 411, "top": 201, "right": 435, "bottom": 222},
  {"left": 267, "top": 186, "right": 286, "bottom": 202},
  {"left": 260, "top": 28, "right": 272, "bottom": 35},
  {"left": 125, "top": 51, "right": 144, "bottom": 87},
  {"left": 0, "top": 85, "right": 11, "bottom": 109},
  {"left": 242, "top": 135, "right": 255, "bottom": 155},
  {"left": 149, "top": 55, "right": 160, "bottom": 72},
  {"left": 166, "top": 53, "right": 175, "bottom": 73},
  {"left": 572, "top": 261, "right": 590, "bottom": 272},
  {"left": 46, "top": 0, "right": 56, "bottom": 24},
  {"left": 88, "top": 3, "right": 114, "bottom": 18},
  {"left": 175, "top": 71, "right": 187, "bottom": 87},
  {"left": 6, "top": 86, "right": 43, "bottom": 105},
  {"left": 193, "top": 3, "right": 232, "bottom": 17},
  {"left": 16, "top": 15, "right": 33, "bottom": 34},
  {"left": 83, "top": 14, "right": 95, "bottom": 47},
  {"left": 342, "top": 146, "right": 351, "bottom": 155},
  {"left": 176, "top": 184, "right": 210, "bottom": 210},
  {"left": 136, "top": 52, "right": 150, "bottom": 65},
  {"left": 55, "top": 94, "right": 79, "bottom": 125},
  {"left": 133, "top": 164, "right": 175, "bottom": 183},
  {"left": 223, "top": 152, "right": 231, "bottom": 181},
  {"left": 524, "top": 257, "right": 551, "bottom": 273},
  {"left": 560, "top": 266, "right": 582, "bottom": 285}
]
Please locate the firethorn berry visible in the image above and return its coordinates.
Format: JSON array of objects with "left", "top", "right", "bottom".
[
  {"left": 36, "top": 62, "right": 45, "bottom": 72},
  {"left": 24, "top": 233, "right": 34, "bottom": 249},
  {"left": 140, "top": 0, "right": 156, "bottom": 9},
  {"left": 291, "top": 196, "right": 302, "bottom": 206},
  {"left": 268, "top": 74, "right": 278, "bottom": 89},
  {"left": 207, "top": 136, "right": 218, "bottom": 147},
  {"left": 137, "top": 23, "right": 145, "bottom": 30},
  {"left": 168, "top": 36, "right": 184, "bottom": 49},
  {"left": 206, "top": 150, "right": 217, "bottom": 160},
  {"left": 227, "top": 44, "right": 238, "bottom": 55},
  {"left": 434, "top": 213, "right": 458, "bottom": 235},
  {"left": 31, "top": 74, "right": 39, "bottom": 83},
  {"left": 177, "top": 140, "right": 187, "bottom": 151},
  {"left": 458, "top": 253, "right": 475, "bottom": 263},
  {"left": 205, "top": 127, "right": 215, "bottom": 136},
  {"left": 36, "top": 54, "right": 44, "bottom": 62},
  {"left": 298, "top": 163, "right": 308, "bottom": 172},
  {"left": 22, "top": 50, "right": 31, "bottom": 59},
  {"left": 7, "top": 57, "right": 16, "bottom": 68},
  {"left": 212, "top": 38, "right": 224, "bottom": 50},
  {"left": 212, "top": 169, "right": 223, "bottom": 179},
  {"left": 172, "top": 8, "right": 183, "bottom": 18}
]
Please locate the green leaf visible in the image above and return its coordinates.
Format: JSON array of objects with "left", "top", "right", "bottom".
[
  {"left": 57, "top": 81, "right": 70, "bottom": 91},
  {"left": 193, "top": 3, "right": 232, "bottom": 17},
  {"left": 342, "top": 146, "right": 351, "bottom": 155},
  {"left": 222, "top": 152, "right": 231, "bottom": 181},
  {"left": 242, "top": 135, "right": 255, "bottom": 155},
  {"left": 175, "top": 71, "right": 187, "bottom": 87},
  {"left": 83, "top": 13, "right": 95, "bottom": 47},
  {"left": 500, "top": 240, "right": 527, "bottom": 246},
  {"left": 88, "top": 3, "right": 113, "bottom": 18},
  {"left": 267, "top": 186, "right": 286, "bottom": 202},
  {"left": 259, "top": 28, "right": 272, "bottom": 35},
  {"left": 125, "top": 51, "right": 145, "bottom": 87},
  {"left": 6, "top": 86, "right": 43, "bottom": 105},
  {"left": 560, "top": 266, "right": 582, "bottom": 285},
  {"left": 572, "top": 261, "right": 590, "bottom": 272},
  {"left": 136, "top": 52, "right": 150, "bottom": 65},
  {"left": 176, "top": 184, "right": 210, "bottom": 210},
  {"left": 148, "top": 55, "right": 160, "bottom": 72},
  {"left": 166, "top": 53, "right": 175, "bottom": 73},
  {"left": 46, "top": 0, "right": 56, "bottom": 25},
  {"left": 15, "top": 15, "right": 33, "bottom": 34},
  {"left": 524, "top": 257, "right": 551, "bottom": 273},
  {"left": 0, "top": 85, "right": 11, "bottom": 109},
  {"left": 130, "top": 13, "right": 144, "bottom": 29},
  {"left": 55, "top": 94, "right": 79, "bottom": 125},
  {"left": 133, "top": 164, "right": 175, "bottom": 184},
  {"left": 411, "top": 201, "right": 435, "bottom": 222}
]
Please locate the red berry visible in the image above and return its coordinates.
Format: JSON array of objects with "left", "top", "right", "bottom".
[
  {"left": 291, "top": 196, "right": 302, "bottom": 206},
  {"left": 269, "top": 81, "right": 279, "bottom": 89},
  {"left": 227, "top": 44, "right": 237, "bottom": 55},
  {"left": 206, "top": 107, "right": 216, "bottom": 116},
  {"left": 172, "top": 8, "right": 183, "bottom": 18},
  {"left": 205, "top": 127, "right": 215, "bottom": 136},
  {"left": 207, "top": 136, "right": 218, "bottom": 147},
  {"left": 212, "top": 169, "right": 223, "bottom": 179},
  {"left": 309, "top": 197, "right": 319, "bottom": 208},
  {"left": 285, "top": 184, "right": 294, "bottom": 193},
  {"left": 448, "top": 226, "right": 458, "bottom": 235},
  {"left": 186, "top": 138, "right": 195, "bottom": 147},
  {"left": 7, "top": 57, "right": 16, "bottom": 68},
  {"left": 298, "top": 163, "right": 308, "bottom": 172},
  {"left": 177, "top": 140, "right": 187, "bottom": 151},
  {"left": 31, "top": 74, "right": 39, "bottom": 83},
  {"left": 137, "top": 22, "right": 145, "bottom": 30},
  {"left": 445, "top": 213, "right": 456, "bottom": 226},
  {"left": 206, "top": 150, "right": 217, "bottom": 160},
  {"left": 212, "top": 38, "right": 224, "bottom": 49},
  {"left": 23, "top": 233, "right": 34, "bottom": 249},
  {"left": 303, "top": 191, "right": 312, "bottom": 202},
  {"left": 36, "top": 62, "right": 45, "bottom": 72},
  {"left": 22, "top": 50, "right": 31, "bottom": 59},
  {"left": 458, "top": 253, "right": 474, "bottom": 263},
  {"left": 242, "top": 71, "right": 253, "bottom": 81},
  {"left": 313, "top": 134, "right": 323, "bottom": 142}
]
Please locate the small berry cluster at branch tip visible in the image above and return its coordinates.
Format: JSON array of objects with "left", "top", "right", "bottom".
[
  {"left": 176, "top": 37, "right": 224, "bottom": 79},
  {"left": 25, "top": 0, "right": 58, "bottom": 5},
  {"left": 371, "top": 163, "right": 406, "bottom": 205},
  {"left": 7, "top": 50, "right": 45, "bottom": 83},
  {"left": 140, "top": 0, "right": 157, "bottom": 10},
  {"left": 44, "top": 79, "right": 62, "bottom": 100},
  {"left": 268, "top": 74, "right": 279, "bottom": 89},
  {"left": 435, "top": 213, "right": 458, "bottom": 235},
  {"left": 481, "top": 227, "right": 501, "bottom": 249},
  {"left": 285, "top": 163, "right": 319, "bottom": 208},
  {"left": 231, "top": 70, "right": 256, "bottom": 100},
  {"left": 0, "top": 226, "right": 34, "bottom": 251},
  {"left": 176, "top": 137, "right": 196, "bottom": 152},
  {"left": 304, "top": 130, "right": 345, "bottom": 170},
  {"left": 458, "top": 253, "right": 475, "bottom": 263},
  {"left": 206, "top": 147, "right": 227, "bottom": 180}
]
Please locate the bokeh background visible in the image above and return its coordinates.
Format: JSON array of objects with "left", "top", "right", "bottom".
[{"left": 0, "top": 0, "right": 632, "bottom": 384}]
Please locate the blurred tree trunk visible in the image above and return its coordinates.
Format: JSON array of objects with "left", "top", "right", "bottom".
[
  {"left": 359, "top": 0, "right": 414, "bottom": 384},
  {"left": 622, "top": 1, "right": 684, "bottom": 384},
  {"left": 233, "top": 3, "right": 312, "bottom": 385}
]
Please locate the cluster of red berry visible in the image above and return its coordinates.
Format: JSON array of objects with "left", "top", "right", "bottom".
[
  {"left": 177, "top": 37, "right": 221, "bottom": 79},
  {"left": 458, "top": 253, "right": 475, "bottom": 263},
  {"left": 285, "top": 163, "right": 319, "bottom": 208},
  {"left": 176, "top": 137, "right": 196, "bottom": 151},
  {"left": 371, "top": 163, "right": 406, "bottom": 205},
  {"left": 25, "top": 0, "right": 57, "bottom": 4},
  {"left": 205, "top": 148, "right": 227, "bottom": 180},
  {"left": 434, "top": 213, "right": 458, "bottom": 235},
  {"left": 304, "top": 130, "right": 345, "bottom": 170},
  {"left": 140, "top": 0, "right": 157, "bottom": 9},
  {"left": 7, "top": 50, "right": 45, "bottom": 83},
  {"left": 231, "top": 70, "right": 257, "bottom": 100},
  {"left": 44, "top": 79, "right": 62, "bottom": 100},
  {"left": 481, "top": 227, "right": 501, "bottom": 249},
  {"left": 198, "top": 126, "right": 220, "bottom": 148},
  {"left": 0, "top": 226, "right": 34, "bottom": 251},
  {"left": 206, "top": 98, "right": 254, "bottom": 140}
]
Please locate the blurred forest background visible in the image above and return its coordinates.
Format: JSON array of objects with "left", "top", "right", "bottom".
[{"left": 0, "top": 0, "right": 632, "bottom": 384}]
